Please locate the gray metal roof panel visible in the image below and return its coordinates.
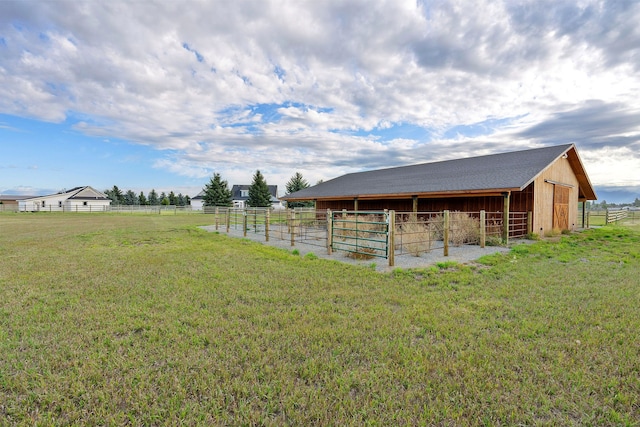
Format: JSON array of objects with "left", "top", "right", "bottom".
[{"left": 284, "top": 144, "right": 573, "bottom": 199}]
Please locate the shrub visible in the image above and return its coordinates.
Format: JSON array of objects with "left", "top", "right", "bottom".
[
  {"left": 449, "top": 212, "right": 480, "bottom": 246},
  {"left": 395, "top": 218, "right": 437, "bottom": 257}
]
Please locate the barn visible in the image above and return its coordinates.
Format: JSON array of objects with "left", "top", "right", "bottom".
[{"left": 282, "top": 144, "right": 597, "bottom": 236}]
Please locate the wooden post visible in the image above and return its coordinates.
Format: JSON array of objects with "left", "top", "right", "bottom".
[
  {"left": 480, "top": 210, "right": 486, "bottom": 248},
  {"left": 388, "top": 210, "right": 395, "bottom": 267},
  {"left": 290, "top": 211, "right": 296, "bottom": 246},
  {"left": 354, "top": 198, "right": 359, "bottom": 212},
  {"left": 215, "top": 207, "right": 219, "bottom": 230},
  {"left": 527, "top": 211, "right": 532, "bottom": 235},
  {"left": 411, "top": 196, "right": 418, "bottom": 222},
  {"left": 443, "top": 210, "right": 449, "bottom": 256},
  {"left": 226, "top": 209, "right": 230, "bottom": 232},
  {"left": 243, "top": 210, "right": 248, "bottom": 237},
  {"left": 327, "top": 209, "right": 333, "bottom": 255},
  {"left": 265, "top": 209, "right": 270, "bottom": 242},
  {"left": 502, "top": 192, "right": 510, "bottom": 244},
  {"left": 587, "top": 210, "right": 590, "bottom": 228}
]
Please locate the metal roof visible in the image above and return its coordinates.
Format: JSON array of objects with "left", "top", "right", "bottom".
[{"left": 283, "top": 144, "right": 597, "bottom": 201}]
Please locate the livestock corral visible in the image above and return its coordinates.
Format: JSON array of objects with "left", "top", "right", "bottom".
[{"left": 204, "top": 207, "right": 529, "bottom": 266}]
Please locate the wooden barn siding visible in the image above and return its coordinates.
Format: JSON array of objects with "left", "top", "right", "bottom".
[
  {"left": 532, "top": 156, "right": 579, "bottom": 234},
  {"left": 315, "top": 184, "right": 534, "bottom": 214}
]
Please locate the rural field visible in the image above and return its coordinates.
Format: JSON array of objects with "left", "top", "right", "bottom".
[{"left": 0, "top": 213, "right": 639, "bottom": 425}]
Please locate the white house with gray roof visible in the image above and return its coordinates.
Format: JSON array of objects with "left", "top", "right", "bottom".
[{"left": 18, "top": 186, "right": 111, "bottom": 212}]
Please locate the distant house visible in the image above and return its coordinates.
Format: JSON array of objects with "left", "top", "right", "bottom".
[
  {"left": 190, "top": 190, "right": 205, "bottom": 210},
  {"left": 231, "top": 185, "right": 284, "bottom": 209},
  {"left": 18, "top": 186, "right": 112, "bottom": 212},
  {"left": 0, "top": 195, "right": 32, "bottom": 212},
  {"left": 282, "top": 144, "right": 597, "bottom": 235}
]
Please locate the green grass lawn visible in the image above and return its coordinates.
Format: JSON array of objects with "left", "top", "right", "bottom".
[{"left": 1, "top": 213, "right": 639, "bottom": 425}]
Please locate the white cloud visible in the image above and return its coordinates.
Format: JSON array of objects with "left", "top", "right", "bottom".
[{"left": 0, "top": 0, "right": 639, "bottom": 197}]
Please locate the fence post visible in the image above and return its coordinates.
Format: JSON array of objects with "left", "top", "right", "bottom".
[
  {"left": 290, "top": 211, "right": 296, "bottom": 247},
  {"left": 226, "top": 209, "right": 230, "bottom": 232},
  {"left": 327, "top": 209, "right": 333, "bottom": 255},
  {"left": 388, "top": 210, "right": 395, "bottom": 267},
  {"left": 586, "top": 210, "right": 590, "bottom": 228},
  {"left": 527, "top": 211, "right": 532, "bottom": 235},
  {"left": 443, "top": 210, "right": 450, "bottom": 256},
  {"left": 265, "top": 209, "right": 270, "bottom": 242},
  {"left": 215, "top": 207, "right": 219, "bottom": 230},
  {"left": 243, "top": 209, "right": 248, "bottom": 237},
  {"left": 605, "top": 208, "right": 609, "bottom": 224},
  {"left": 502, "top": 192, "right": 510, "bottom": 244},
  {"left": 480, "top": 210, "right": 486, "bottom": 248}
]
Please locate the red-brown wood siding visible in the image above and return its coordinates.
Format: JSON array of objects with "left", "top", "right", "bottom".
[{"left": 315, "top": 183, "right": 534, "bottom": 213}]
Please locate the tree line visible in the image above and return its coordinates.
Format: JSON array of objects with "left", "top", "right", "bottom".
[
  {"left": 104, "top": 170, "right": 316, "bottom": 208},
  {"left": 587, "top": 198, "right": 640, "bottom": 210},
  {"left": 104, "top": 186, "right": 191, "bottom": 206},
  {"left": 201, "top": 170, "right": 315, "bottom": 208}
]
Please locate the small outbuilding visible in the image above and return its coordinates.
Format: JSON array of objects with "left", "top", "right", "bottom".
[
  {"left": 19, "top": 186, "right": 112, "bottom": 212},
  {"left": 282, "top": 144, "right": 597, "bottom": 236},
  {"left": 0, "top": 195, "right": 32, "bottom": 212}
]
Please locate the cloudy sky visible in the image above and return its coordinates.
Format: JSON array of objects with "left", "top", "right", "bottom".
[{"left": 1, "top": 0, "right": 639, "bottom": 203}]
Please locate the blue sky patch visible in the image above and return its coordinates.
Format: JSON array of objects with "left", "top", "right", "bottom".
[
  {"left": 443, "top": 116, "right": 524, "bottom": 139},
  {"left": 182, "top": 42, "right": 204, "bottom": 62},
  {"left": 274, "top": 65, "right": 286, "bottom": 82}
]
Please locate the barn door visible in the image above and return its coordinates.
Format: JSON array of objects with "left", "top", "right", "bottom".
[{"left": 553, "top": 185, "right": 569, "bottom": 230}]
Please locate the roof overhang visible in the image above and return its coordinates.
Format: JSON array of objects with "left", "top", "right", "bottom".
[{"left": 284, "top": 187, "right": 521, "bottom": 202}]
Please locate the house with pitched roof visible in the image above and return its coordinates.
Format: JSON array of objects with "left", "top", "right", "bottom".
[
  {"left": 18, "top": 186, "right": 112, "bottom": 212},
  {"left": 190, "top": 190, "right": 205, "bottom": 210},
  {"left": 282, "top": 144, "right": 597, "bottom": 236},
  {"left": 231, "top": 185, "right": 284, "bottom": 209}
]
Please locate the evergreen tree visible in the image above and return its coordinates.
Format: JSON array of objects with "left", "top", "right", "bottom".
[
  {"left": 203, "top": 173, "right": 233, "bottom": 207},
  {"left": 185, "top": 195, "right": 191, "bottom": 206},
  {"left": 161, "top": 196, "right": 170, "bottom": 206},
  {"left": 168, "top": 191, "right": 177, "bottom": 206},
  {"left": 124, "top": 190, "right": 137, "bottom": 205},
  {"left": 138, "top": 191, "right": 147, "bottom": 205},
  {"left": 285, "top": 171, "right": 313, "bottom": 208},
  {"left": 177, "top": 193, "right": 185, "bottom": 206},
  {"left": 635, "top": 197, "right": 640, "bottom": 207},
  {"left": 247, "top": 170, "right": 272, "bottom": 208},
  {"left": 105, "top": 185, "right": 124, "bottom": 205},
  {"left": 148, "top": 189, "right": 159, "bottom": 205}
]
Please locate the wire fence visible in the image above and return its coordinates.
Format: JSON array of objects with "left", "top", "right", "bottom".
[{"left": 203, "top": 208, "right": 530, "bottom": 266}]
